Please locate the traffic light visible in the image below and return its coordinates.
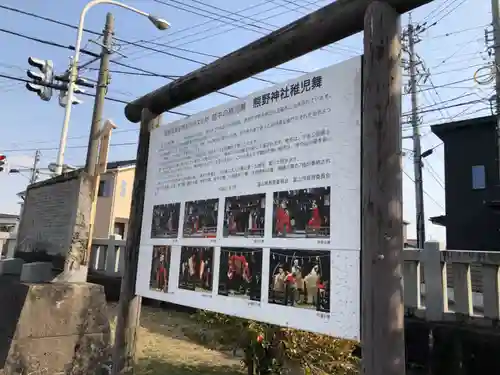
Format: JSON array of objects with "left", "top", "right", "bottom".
[
  {"left": 0, "top": 155, "right": 6, "bottom": 172},
  {"left": 56, "top": 71, "right": 89, "bottom": 107},
  {"left": 26, "top": 57, "right": 54, "bottom": 101}
]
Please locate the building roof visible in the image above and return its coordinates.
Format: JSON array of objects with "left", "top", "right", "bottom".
[
  {"left": 17, "top": 159, "right": 137, "bottom": 197},
  {"left": 105, "top": 159, "right": 136, "bottom": 170},
  {"left": 0, "top": 213, "right": 19, "bottom": 219},
  {"left": 431, "top": 115, "right": 495, "bottom": 141}
]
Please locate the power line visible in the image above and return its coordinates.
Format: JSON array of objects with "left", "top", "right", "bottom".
[
  {"left": 0, "top": 3, "right": 306, "bottom": 76},
  {"left": 0, "top": 25, "right": 240, "bottom": 99},
  {"left": 1, "top": 142, "right": 137, "bottom": 153},
  {"left": 403, "top": 99, "right": 487, "bottom": 116},
  {"left": 423, "top": 159, "right": 445, "bottom": 189},
  {"left": 403, "top": 169, "right": 445, "bottom": 210},
  {"left": 403, "top": 72, "right": 490, "bottom": 95},
  {"left": 0, "top": 72, "right": 190, "bottom": 117},
  {"left": 421, "top": 0, "right": 469, "bottom": 32},
  {"left": 424, "top": 24, "right": 490, "bottom": 39},
  {"left": 124, "top": 0, "right": 356, "bottom": 64}
]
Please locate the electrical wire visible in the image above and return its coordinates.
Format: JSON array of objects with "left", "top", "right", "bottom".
[
  {"left": 423, "top": 159, "right": 445, "bottom": 189},
  {"left": 403, "top": 169, "right": 445, "bottom": 210},
  {"left": 0, "top": 142, "right": 137, "bottom": 154},
  {"left": 424, "top": 24, "right": 490, "bottom": 39},
  {"left": 0, "top": 26, "right": 239, "bottom": 99},
  {"left": 124, "top": 0, "right": 357, "bottom": 64},
  {"left": 0, "top": 3, "right": 306, "bottom": 76},
  {"left": 421, "top": 0, "right": 468, "bottom": 31},
  {"left": 0, "top": 72, "right": 190, "bottom": 117}
]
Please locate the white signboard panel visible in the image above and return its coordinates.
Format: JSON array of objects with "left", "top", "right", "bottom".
[{"left": 137, "top": 56, "right": 362, "bottom": 340}]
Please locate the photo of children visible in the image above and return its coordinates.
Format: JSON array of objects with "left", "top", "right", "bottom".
[
  {"left": 178, "top": 246, "right": 214, "bottom": 292},
  {"left": 151, "top": 203, "right": 181, "bottom": 238},
  {"left": 183, "top": 199, "right": 219, "bottom": 238},
  {"left": 149, "top": 246, "right": 172, "bottom": 293},
  {"left": 218, "top": 247, "right": 262, "bottom": 301},
  {"left": 268, "top": 249, "right": 330, "bottom": 312},
  {"left": 272, "top": 188, "right": 331, "bottom": 238},
  {"left": 223, "top": 194, "right": 265, "bottom": 238}
]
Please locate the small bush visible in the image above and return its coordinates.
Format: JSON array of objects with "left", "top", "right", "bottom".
[{"left": 191, "top": 310, "right": 360, "bottom": 375}]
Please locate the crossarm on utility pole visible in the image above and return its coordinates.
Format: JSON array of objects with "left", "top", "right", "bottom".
[
  {"left": 124, "top": 0, "right": 432, "bottom": 122},
  {"left": 362, "top": 2, "right": 405, "bottom": 375}
]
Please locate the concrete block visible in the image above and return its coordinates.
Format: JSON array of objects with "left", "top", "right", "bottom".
[
  {"left": 20, "top": 262, "right": 53, "bottom": 283},
  {"left": 0, "top": 281, "right": 110, "bottom": 374},
  {"left": 0, "top": 258, "right": 24, "bottom": 275}
]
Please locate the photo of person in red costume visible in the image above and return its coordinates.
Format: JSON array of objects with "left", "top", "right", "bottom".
[
  {"left": 151, "top": 203, "right": 181, "bottom": 238},
  {"left": 149, "top": 246, "right": 172, "bottom": 293},
  {"left": 183, "top": 199, "right": 219, "bottom": 238},
  {"left": 223, "top": 194, "right": 265, "bottom": 238},
  {"left": 218, "top": 247, "right": 262, "bottom": 301},
  {"left": 178, "top": 246, "right": 214, "bottom": 292},
  {"left": 272, "top": 187, "right": 331, "bottom": 238}
]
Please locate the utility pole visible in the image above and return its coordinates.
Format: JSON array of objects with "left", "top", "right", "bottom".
[
  {"left": 491, "top": 0, "right": 500, "bottom": 178},
  {"left": 85, "top": 12, "right": 114, "bottom": 177},
  {"left": 408, "top": 15, "right": 426, "bottom": 249},
  {"left": 29, "top": 149, "right": 41, "bottom": 184},
  {"left": 362, "top": 2, "right": 405, "bottom": 375}
]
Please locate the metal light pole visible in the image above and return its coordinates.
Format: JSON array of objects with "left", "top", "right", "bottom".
[{"left": 54, "top": 0, "right": 170, "bottom": 175}]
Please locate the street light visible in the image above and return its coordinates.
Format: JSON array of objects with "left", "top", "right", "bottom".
[{"left": 54, "top": 0, "right": 170, "bottom": 175}]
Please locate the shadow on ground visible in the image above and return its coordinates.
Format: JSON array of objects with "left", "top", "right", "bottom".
[
  {"left": 109, "top": 303, "right": 241, "bottom": 357},
  {"left": 136, "top": 357, "right": 244, "bottom": 375}
]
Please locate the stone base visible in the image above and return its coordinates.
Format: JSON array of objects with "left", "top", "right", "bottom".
[
  {"left": 20, "top": 262, "right": 53, "bottom": 283},
  {"left": 0, "top": 259, "right": 24, "bottom": 276},
  {"left": 0, "top": 281, "right": 111, "bottom": 374}
]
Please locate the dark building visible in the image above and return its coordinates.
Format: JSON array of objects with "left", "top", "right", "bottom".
[{"left": 431, "top": 115, "right": 500, "bottom": 251}]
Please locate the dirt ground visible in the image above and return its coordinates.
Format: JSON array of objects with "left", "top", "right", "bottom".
[
  {"left": 0, "top": 304, "right": 244, "bottom": 375},
  {"left": 107, "top": 303, "right": 246, "bottom": 375}
]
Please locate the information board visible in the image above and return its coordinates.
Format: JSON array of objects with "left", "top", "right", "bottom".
[{"left": 136, "top": 56, "right": 362, "bottom": 340}]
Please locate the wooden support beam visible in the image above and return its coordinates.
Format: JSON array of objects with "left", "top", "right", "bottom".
[
  {"left": 362, "top": 2, "right": 405, "bottom": 375},
  {"left": 111, "top": 110, "right": 160, "bottom": 375},
  {"left": 84, "top": 120, "right": 117, "bottom": 266},
  {"left": 124, "top": 0, "right": 432, "bottom": 123}
]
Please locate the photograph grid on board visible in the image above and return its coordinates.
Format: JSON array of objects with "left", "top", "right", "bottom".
[
  {"left": 183, "top": 199, "right": 219, "bottom": 238},
  {"left": 268, "top": 249, "right": 331, "bottom": 312},
  {"left": 218, "top": 247, "right": 263, "bottom": 302},
  {"left": 149, "top": 245, "right": 173, "bottom": 293},
  {"left": 178, "top": 246, "right": 215, "bottom": 292},
  {"left": 138, "top": 56, "right": 362, "bottom": 338}
]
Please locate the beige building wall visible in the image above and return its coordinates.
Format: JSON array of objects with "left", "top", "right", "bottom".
[
  {"left": 92, "top": 167, "right": 135, "bottom": 239},
  {"left": 110, "top": 168, "right": 135, "bottom": 239},
  {"left": 93, "top": 172, "right": 116, "bottom": 238}
]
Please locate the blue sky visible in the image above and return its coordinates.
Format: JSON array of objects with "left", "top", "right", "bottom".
[{"left": 0, "top": 0, "right": 493, "bottom": 245}]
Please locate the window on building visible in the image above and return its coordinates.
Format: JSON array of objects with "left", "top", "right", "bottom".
[
  {"left": 472, "top": 165, "right": 486, "bottom": 190},
  {"left": 120, "top": 180, "right": 127, "bottom": 197},
  {"left": 114, "top": 222, "right": 125, "bottom": 238},
  {"left": 98, "top": 180, "right": 111, "bottom": 197}
]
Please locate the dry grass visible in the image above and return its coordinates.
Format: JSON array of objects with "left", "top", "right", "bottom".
[{"left": 107, "top": 303, "right": 246, "bottom": 375}]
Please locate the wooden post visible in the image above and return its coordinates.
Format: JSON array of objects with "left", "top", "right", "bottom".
[
  {"left": 111, "top": 109, "right": 159, "bottom": 375},
  {"left": 362, "top": 2, "right": 405, "bottom": 375},
  {"left": 84, "top": 119, "right": 117, "bottom": 266}
]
